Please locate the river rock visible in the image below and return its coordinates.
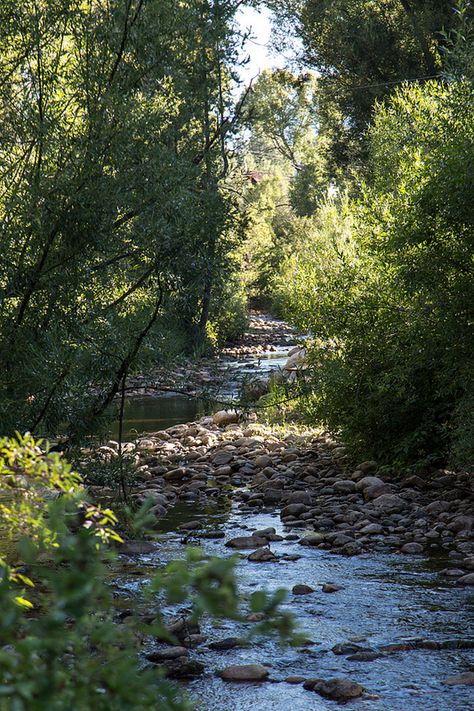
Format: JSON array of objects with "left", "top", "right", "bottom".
[
  {"left": 456, "top": 572, "right": 474, "bottom": 586},
  {"left": 442, "top": 672, "right": 474, "bottom": 686},
  {"left": 208, "top": 637, "right": 242, "bottom": 651},
  {"left": 119, "top": 540, "right": 155, "bottom": 555},
  {"left": 248, "top": 547, "right": 277, "bottom": 562},
  {"left": 213, "top": 410, "right": 239, "bottom": 426},
  {"left": 448, "top": 515, "right": 473, "bottom": 533},
  {"left": 281, "top": 503, "right": 308, "bottom": 518},
  {"left": 213, "top": 450, "right": 234, "bottom": 466},
  {"left": 264, "top": 488, "right": 282, "bottom": 505},
  {"left": 146, "top": 646, "right": 188, "bottom": 662},
  {"left": 400, "top": 542, "right": 424, "bottom": 554},
  {"left": 225, "top": 536, "right": 267, "bottom": 549},
  {"left": 292, "top": 584, "right": 314, "bottom": 595},
  {"left": 253, "top": 527, "right": 276, "bottom": 538},
  {"left": 219, "top": 664, "right": 270, "bottom": 682},
  {"left": 357, "top": 461, "right": 378, "bottom": 473},
  {"left": 334, "top": 479, "right": 357, "bottom": 494},
  {"left": 286, "top": 490, "right": 312, "bottom": 505},
  {"left": 356, "top": 476, "right": 385, "bottom": 491},
  {"left": 322, "top": 583, "right": 342, "bottom": 593},
  {"left": 163, "top": 659, "right": 205, "bottom": 678},
  {"left": 373, "top": 494, "right": 407, "bottom": 513},
  {"left": 179, "top": 520, "right": 201, "bottom": 531},
  {"left": 304, "top": 678, "right": 364, "bottom": 700},
  {"left": 255, "top": 454, "right": 272, "bottom": 468},
  {"left": 299, "top": 532, "right": 325, "bottom": 546},
  {"left": 360, "top": 523, "right": 383, "bottom": 535},
  {"left": 347, "top": 651, "right": 383, "bottom": 662},
  {"left": 462, "top": 556, "right": 474, "bottom": 570}
]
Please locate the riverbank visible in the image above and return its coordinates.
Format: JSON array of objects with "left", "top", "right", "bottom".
[
  {"left": 88, "top": 314, "right": 474, "bottom": 710},
  {"left": 124, "top": 312, "right": 298, "bottom": 402},
  {"left": 101, "top": 413, "right": 474, "bottom": 710}
]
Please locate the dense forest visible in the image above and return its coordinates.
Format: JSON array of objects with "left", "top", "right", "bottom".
[{"left": 0, "top": 1, "right": 473, "bottom": 709}]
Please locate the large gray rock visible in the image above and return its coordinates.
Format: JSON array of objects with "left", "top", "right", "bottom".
[
  {"left": 225, "top": 536, "right": 267, "bottom": 549},
  {"left": 213, "top": 410, "right": 239, "bottom": 426},
  {"left": 292, "top": 584, "right": 314, "bottom": 595},
  {"left": 286, "top": 490, "right": 312, "bottom": 505},
  {"left": 299, "top": 532, "right": 325, "bottom": 546},
  {"left": 248, "top": 547, "right": 277, "bottom": 562},
  {"left": 355, "top": 476, "right": 385, "bottom": 491},
  {"left": 400, "top": 541, "right": 423, "bottom": 555},
  {"left": 400, "top": 542, "right": 424, "bottom": 554},
  {"left": 442, "top": 672, "right": 474, "bottom": 686},
  {"left": 280, "top": 503, "right": 308, "bottom": 518},
  {"left": 334, "top": 479, "right": 357, "bottom": 494},
  {"left": 212, "top": 450, "right": 234, "bottom": 466},
  {"left": 456, "top": 572, "right": 474, "bottom": 586},
  {"left": 146, "top": 646, "right": 188, "bottom": 662},
  {"left": 219, "top": 664, "right": 269, "bottom": 682},
  {"left": 359, "top": 523, "right": 383, "bottom": 535}
]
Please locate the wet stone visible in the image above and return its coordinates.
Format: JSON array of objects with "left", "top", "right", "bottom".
[
  {"left": 208, "top": 637, "right": 242, "bottom": 651},
  {"left": 400, "top": 542, "right": 424, "bottom": 554},
  {"left": 225, "top": 536, "right": 267, "bottom": 549},
  {"left": 248, "top": 547, "right": 277, "bottom": 562},
  {"left": 146, "top": 646, "right": 188, "bottom": 662},
  {"left": 442, "top": 672, "right": 474, "bottom": 686},
  {"left": 304, "top": 678, "right": 364, "bottom": 700},
  {"left": 292, "top": 584, "right": 314, "bottom": 595},
  {"left": 322, "top": 583, "right": 343, "bottom": 593},
  {"left": 219, "top": 664, "right": 270, "bottom": 682}
]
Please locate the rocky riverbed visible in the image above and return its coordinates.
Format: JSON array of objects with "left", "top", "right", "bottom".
[
  {"left": 87, "top": 412, "right": 474, "bottom": 710},
  {"left": 87, "top": 314, "right": 474, "bottom": 710}
]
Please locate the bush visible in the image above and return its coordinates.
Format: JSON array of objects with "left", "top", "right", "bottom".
[
  {"left": 0, "top": 437, "right": 295, "bottom": 709},
  {"left": 276, "top": 80, "right": 474, "bottom": 468}
]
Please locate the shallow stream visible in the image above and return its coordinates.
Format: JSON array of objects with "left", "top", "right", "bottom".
[
  {"left": 111, "top": 316, "right": 474, "bottom": 710},
  {"left": 118, "top": 504, "right": 474, "bottom": 711}
]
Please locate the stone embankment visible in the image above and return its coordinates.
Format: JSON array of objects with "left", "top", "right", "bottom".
[{"left": 92, "top": 412, "right": 474, "bottom": 582}]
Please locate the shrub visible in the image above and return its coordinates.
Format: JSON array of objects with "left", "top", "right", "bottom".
[
  {"left": 276, "top": 80, "right": 474, "bottom": 468},
  {"left": 0, "top": 437, "right": 295, "bottom": 709}
]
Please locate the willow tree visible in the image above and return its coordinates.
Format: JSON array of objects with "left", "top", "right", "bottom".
[
  {"left": 269, "top": 0, "right": 457, "bottom": 168},
  {"left": 0, "top": 0, "right": 249, "bottom": 438}
]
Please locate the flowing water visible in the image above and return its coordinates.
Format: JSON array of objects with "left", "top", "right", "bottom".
[
  {"left": 117, "top": 504, "right": 474, "bottom": 711},
  {"left": 110, "top": 344, "right": 293, "bottom": 440},
  {"left": 110, "top": 317, "right": 474, "bottom": 710}
]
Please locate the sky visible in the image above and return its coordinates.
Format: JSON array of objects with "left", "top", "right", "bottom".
[{"left": 235, "top": 5, "right": 288, "bottom": 85}]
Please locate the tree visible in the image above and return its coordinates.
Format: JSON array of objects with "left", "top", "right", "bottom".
[
  {"left": 269, "top": 0, "right": 457, "bottom": 167},
  {"left": 0, "top": 0, "right": 248, "bottom": 438}
]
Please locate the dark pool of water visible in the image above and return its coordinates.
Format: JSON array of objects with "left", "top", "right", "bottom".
[
  {"left": 109, "top": 395, "right": 207, "bottom": 441},
  {"left": 109, "top": 346, "right": 293, "bottom": 441},
  {"left": 116, "top": 505, "right": 474, "bottom": 711}
]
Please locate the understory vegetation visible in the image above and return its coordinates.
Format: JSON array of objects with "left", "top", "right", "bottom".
[
  {"left": 0, "top": 436, "right": 294, "bottom": 710},
  {"left": 243, "top": 1, "right": 474, "bottom": 469}
]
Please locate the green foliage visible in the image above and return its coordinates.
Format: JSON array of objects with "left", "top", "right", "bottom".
[
  {"left": 208, "top": 273, "right": 249, "bottom": 345},
  {"left": 270, "top": 0, "right": 457, "bottom": 168},
  {"left": 0, "top": 0, "right": 249, "bottom": 439},
  {"left": 0, "top": 436, "right": 296, "bottom": 709},
  {"left": 276, "top": 78, "right": 474, "bottom": 467}
]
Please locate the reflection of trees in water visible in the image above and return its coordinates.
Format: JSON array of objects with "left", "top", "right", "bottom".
[{"left": 110, "top": 397, "right": 207, "bottom": 441}]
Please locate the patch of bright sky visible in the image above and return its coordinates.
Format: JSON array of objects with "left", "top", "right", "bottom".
[{"left": 235, "top": 4, "right": 292, "bottom": 86}]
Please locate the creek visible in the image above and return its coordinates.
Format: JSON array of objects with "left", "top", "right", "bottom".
[{"left": 111, "top": 315, "right": 474, "bottom": 710}]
